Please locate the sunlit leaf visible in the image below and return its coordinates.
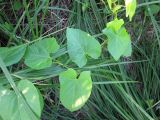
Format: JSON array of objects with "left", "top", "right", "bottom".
[
  {"left": 103, "top": 19, "right": 132, "bottom": 60},
  {"left": 125, "top": 0, "right": 137, "bottom": 21},
  {"left": 107, "top": 0, "right": 112, "bottom": 9},
  {"left": 112, "top": 5, "right": 122, "bottom": 13},
  {"left": 107, "top": 18, "right": 124, "bottom": 32},
  {"left": 0, "top": 80, "right": 43, "bottom": 120},
  {"left": 59, "top": 68, "right": 92, "bottom": 112}
]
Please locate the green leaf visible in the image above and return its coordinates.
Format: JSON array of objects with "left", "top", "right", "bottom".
[
  {"left": 0, "top": 87, "right": 18, "bottom": 120},
  {"left": 107, "top": 18, "right": 124, "bottom": 32},
  {"left": 107, "top": 0, "right": 112, "bottom": 9},
  {"left": 13, "top": 1, "right": 23, "bottom": 11},
  {"left": 112, "top": 5, "right": 122, "bottom": 13},
  {"left": 37, "top": 37, "right": 60, "bottom": 53},
  {"left": 59, "top": 68, "right": 92, "bottom": 112},
  {"left": 106, "top": 0, "right": 118, "bottom": 10},
  {"left": 0, "top": 80, "right": 44, "bottom": 120},
  {"left": 123, "top": 41, "right": 132, "bottom": 56},
  {"left": 24, "top": 43, "right": 52, "bottom": 70},
  {"left": 103, "top": 27, "right": 132, "bottom": 60},
  {"left": 145, "top": 4, "right": 160, "bottom": 16},
  {"left": 24, "top": 38, "right": 59, "bottom": 70},
  {"left": 66, "top": 28, "right": 101, "bottom": 68},
  {"left": 0, "top": 45, "right": 26, "bottom": 66},
  {"left": 17, "top": 80, "right": 44, "bottom": 117},
  {"left": 125, "top": 0, "right": 137, "bottom": 21},
  {"left": 3, "top": 22, "right": 14, "bottom": 31},
  {"left": 82, "top": 0, "right": 89, "bottom": 12},
  {"left": 103, "top": 19, "right": 132, "bottom": 60}
]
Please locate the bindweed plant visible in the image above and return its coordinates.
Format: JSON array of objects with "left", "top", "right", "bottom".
[{"left": 0, "top": 0, "right": 137, "bottom": 119}]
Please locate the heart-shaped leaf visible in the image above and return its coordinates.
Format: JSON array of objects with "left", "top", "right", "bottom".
[
  {"left": 24, "top": 43, "right": 52, "bottom": 70},
  {"left": 0, "top": 45, "right": 26, "bottom": 66},
  {"left": 103, "top": 19, "right": 132, "bottom": 60},
  {"left": 37, "top": 37, "right": 60, "bottom": 53},
  {"left": 59, "top": 68, "right": 92, "bottom": 112},
  {"left": 67, "top": 28, "right": 101, "bottom": 68},
  {"left": 125, "top": 0, "right": 137, "bottom": 21},
  {"left": 107, "top": 18, "right": 124, "bottom": 32},
  {"left": 24, "top": 38, "right": 59, "bottom": 70},
  {"left": 17, "top": 80, "right": 44, "bottom": 116},
  {"left": 0, "top": 80, "right": 44, "bottom": 120}
]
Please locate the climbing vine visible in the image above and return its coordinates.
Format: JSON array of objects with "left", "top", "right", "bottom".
[{"left": 0, "top": 0, "right": 136, "bottom": 119}]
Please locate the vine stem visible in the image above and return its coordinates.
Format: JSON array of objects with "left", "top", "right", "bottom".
[{"left": 53, "top": 60, "right": 69, "bottom": 69}]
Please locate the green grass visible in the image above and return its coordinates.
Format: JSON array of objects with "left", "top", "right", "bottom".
[{"left": 0, "top": 0, "right": 160, "bottom": 120}]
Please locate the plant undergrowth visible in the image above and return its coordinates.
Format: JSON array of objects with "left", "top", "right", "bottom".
[{"left": 0, "top": 0, "right": 160, "bottom": 120}]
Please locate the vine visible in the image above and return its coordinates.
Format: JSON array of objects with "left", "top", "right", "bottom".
[{"left": 0, "top": 0, "right": 137, "bottom": 119}]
